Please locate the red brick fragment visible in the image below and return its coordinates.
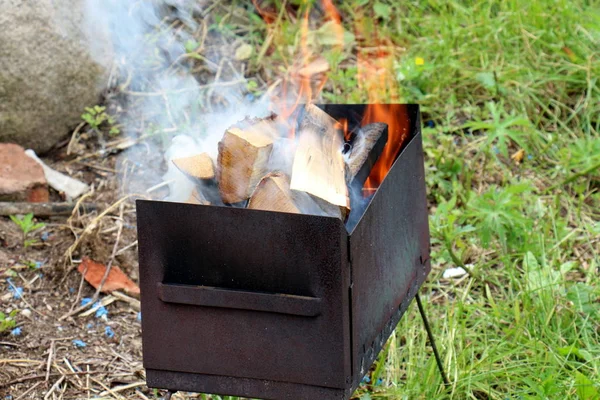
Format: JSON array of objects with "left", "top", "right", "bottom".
[{"left": 0, "top": 143, "right": 49, "bottom": 202}]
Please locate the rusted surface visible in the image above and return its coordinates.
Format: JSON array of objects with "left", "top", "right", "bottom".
[
  {"left": 136, "top": 104, "right": 429, "bottom": 400},
  {"left": 137, "top": 202, "right": 351, "bottom": 389},
  {"left": 348, "top": 105, "right": 430, "bottom": 387},
  {"left": 157, "top": 282, "right": 322, "bottom": 317},
  {"left": 146, "top": 369, "right": 349, "bottom": 400}
]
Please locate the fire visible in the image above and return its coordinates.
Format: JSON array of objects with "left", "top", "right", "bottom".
[
  {"left": 336, "top": 118, "right": 350, "bottom": 142},
  {"left": 255, "top": 1, "right": 343, "bottom": 132},
  {"left": 362, "top": 104, "right": 409, "bottom": 194},
  {"left": 253, "top": 2, "right": 408, "bottom": 193}
]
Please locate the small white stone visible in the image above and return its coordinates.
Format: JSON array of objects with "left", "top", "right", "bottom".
[
  {"left": 20, "top": 309, "right": 32, "bottom": 318},
  {"left": 442, "top": 267, "right": 468, "bottom": 279}
]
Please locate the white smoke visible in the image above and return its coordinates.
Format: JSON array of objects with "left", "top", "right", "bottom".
[
  {"left": 82, "top": 0, "right": 375, "bottom": 228},
  {"left": 83, "top": 0, "right": 273, "bottom": 198}
]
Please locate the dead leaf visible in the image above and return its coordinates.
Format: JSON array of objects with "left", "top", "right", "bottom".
[
  {"left": 78, "top": 257, "right": 140, "bottom": 295},
  {"left": 511, "top": 149, "right": 525, "bottom": 164}
]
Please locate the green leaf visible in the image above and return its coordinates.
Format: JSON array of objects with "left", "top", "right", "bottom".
[
  {"left": 575, "top": 371, "right": 599, "bottom": 400},
  {"left": 31, "top": 223, "right": 46, "bottom": 231},
  {"left": 557, "top": 345, "right": 594, "bottom": 363},
  {"left": 373, "top": 2, "right": 392, "bottom": 20},
  {"left": 184, "top": 39, "right": 199, "bottom": 53},
  {"left": 9, "top": 215, "right": 20, "bottom": 226},
  {"left": 246, "top": 80, "right": 258, "bottom": 90},
  {"left": 524, "top": 251, "right": 560, "bottom": 293},
  {"left": 315, "top": 21, "right": 355, "bottom": 46},
  {"left": 567, "top": 284, "right": 598, "bottom": 317},
  {"left": 24, "top": 239, "right": 38, "bottom": 248},
  {"left": 23, "top": 213, "right": 32, "bottom": 223},
  {"left": 476, "top": 72, "right": 496, "bottom": 90}
]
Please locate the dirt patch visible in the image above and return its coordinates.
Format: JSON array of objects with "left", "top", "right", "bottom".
[{"left": 0, "top": 139, "right": 171, "bottom": 399}]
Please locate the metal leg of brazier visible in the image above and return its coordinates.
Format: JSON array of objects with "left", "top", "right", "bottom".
[{"left": 415, "top": 293, "right": 450, "bottom": 387}]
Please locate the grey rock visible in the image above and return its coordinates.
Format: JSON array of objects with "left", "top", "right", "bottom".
[{"left": 0, "top": 0, "right": 112, "bottom": 153}]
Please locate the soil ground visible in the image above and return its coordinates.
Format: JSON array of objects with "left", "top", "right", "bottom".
[{"left": 0, "top": 138, "right": 173, "bottom": 399}]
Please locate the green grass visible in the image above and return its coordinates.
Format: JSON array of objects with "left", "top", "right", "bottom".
[
  {"left": 232, "top": 1, "right": 600, "bottom": 398},
  {"left": 121, "top": 0, "right": 600, "bottom": 398}
]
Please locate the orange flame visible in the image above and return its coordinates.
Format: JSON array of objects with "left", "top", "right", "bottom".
[
  {"left": 353, "top": 8, "right": 407, "bottom": 194},
  {"left": 253, "top": 1, "right": 343, "bottom": 137},
  {"left": 335, "top": 118, "right": 350, "bottom": 142},
  {"left": 362, "top": 104, "right": 409, "bottom": 194},
  {"left": 252, "top": 2, "right": 408, "bottom": 189}
]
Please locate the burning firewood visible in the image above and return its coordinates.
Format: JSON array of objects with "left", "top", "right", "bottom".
[
  {"left": 345, "top": 122, "right": 388, "bottom": 186},
  {"left": 172, "top": 153, "right": 215, "bottom": 181},
  {"left": 290, "top": 104, "right": 350, "bottom": 219},
  {"left": 248, "top": 172, "right": 299, "bottom": 214},
  {"left": 217, "top": 127, "right": 274, "bottom": 204}
]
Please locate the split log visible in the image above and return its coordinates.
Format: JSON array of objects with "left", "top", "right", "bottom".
[
  {"left": 248, "top": 172, "right": 299, "bottom": 214},
  {"left": 217, "top": 127, "right": 274, "bottom": 204},
  {"left": 345, "top": 122, "right": 388, "bottom": 186},
  {"left": 290, "top": 104, "right": 350, "bottom": 219},
  {"left": 185, "top": 188, "right": 210, "bottom": 205},
  {"left": 172, "top": 153, "right": 215, "bottom": 181},
  {"left": 234, "top": 115, "right": 280, "bottom": 141}
]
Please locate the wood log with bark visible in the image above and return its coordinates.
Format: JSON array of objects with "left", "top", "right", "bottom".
[
  {"left": 345, "top": 122, "right": 388, "bottom": 186},
  {"left": 217, "top": 127, "right": 274, "bottom": 204}
]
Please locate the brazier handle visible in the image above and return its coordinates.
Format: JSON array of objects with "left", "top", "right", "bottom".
[{"left": 157, "top": 283, "right": 322, "bottom": 317}]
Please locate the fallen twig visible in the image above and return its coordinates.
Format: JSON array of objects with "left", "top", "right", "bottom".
[
  {"left": 112, "top": 291, "right": 141, "bottom": 310},
  {"left": 0, "top": 202, "right": 97, "bottom": 217},
  {"left": 45, "top": 340, "right": 55, "bottom": 381},
  {"left": 63, "top": 194, "right": 142, "bottom": 268},
  {"left": 115, "top": 240, "right": 138, "bottom": 256},
  {"left": 67, "top": 122, "right": 86, "bottom": 155},
  {"left": 0, "top": 370, "right": 93, "bottom": 388},
  {"left": 14, "top": 381, "right": 42, "bottom": 400},
  {"left": 0, "top": 358, "right": 44, "bottom": 365},
  {"left": 44, "top": 375, "right": 65, "bottom": 400},
  {"left": 90, "top": 377, "right": 127, "bottom": 400},
  {"left": 61, "top": 201, "right": 130, "bottom": 321},
  {"left": 79, "top": 295, "right": 117, "bottom": 317},
  {"left": 63, "top": 357, "right": 85, "bottom": 389},
  {"left": 99, "top": 381, "right": 146, "bottom": 396}
]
